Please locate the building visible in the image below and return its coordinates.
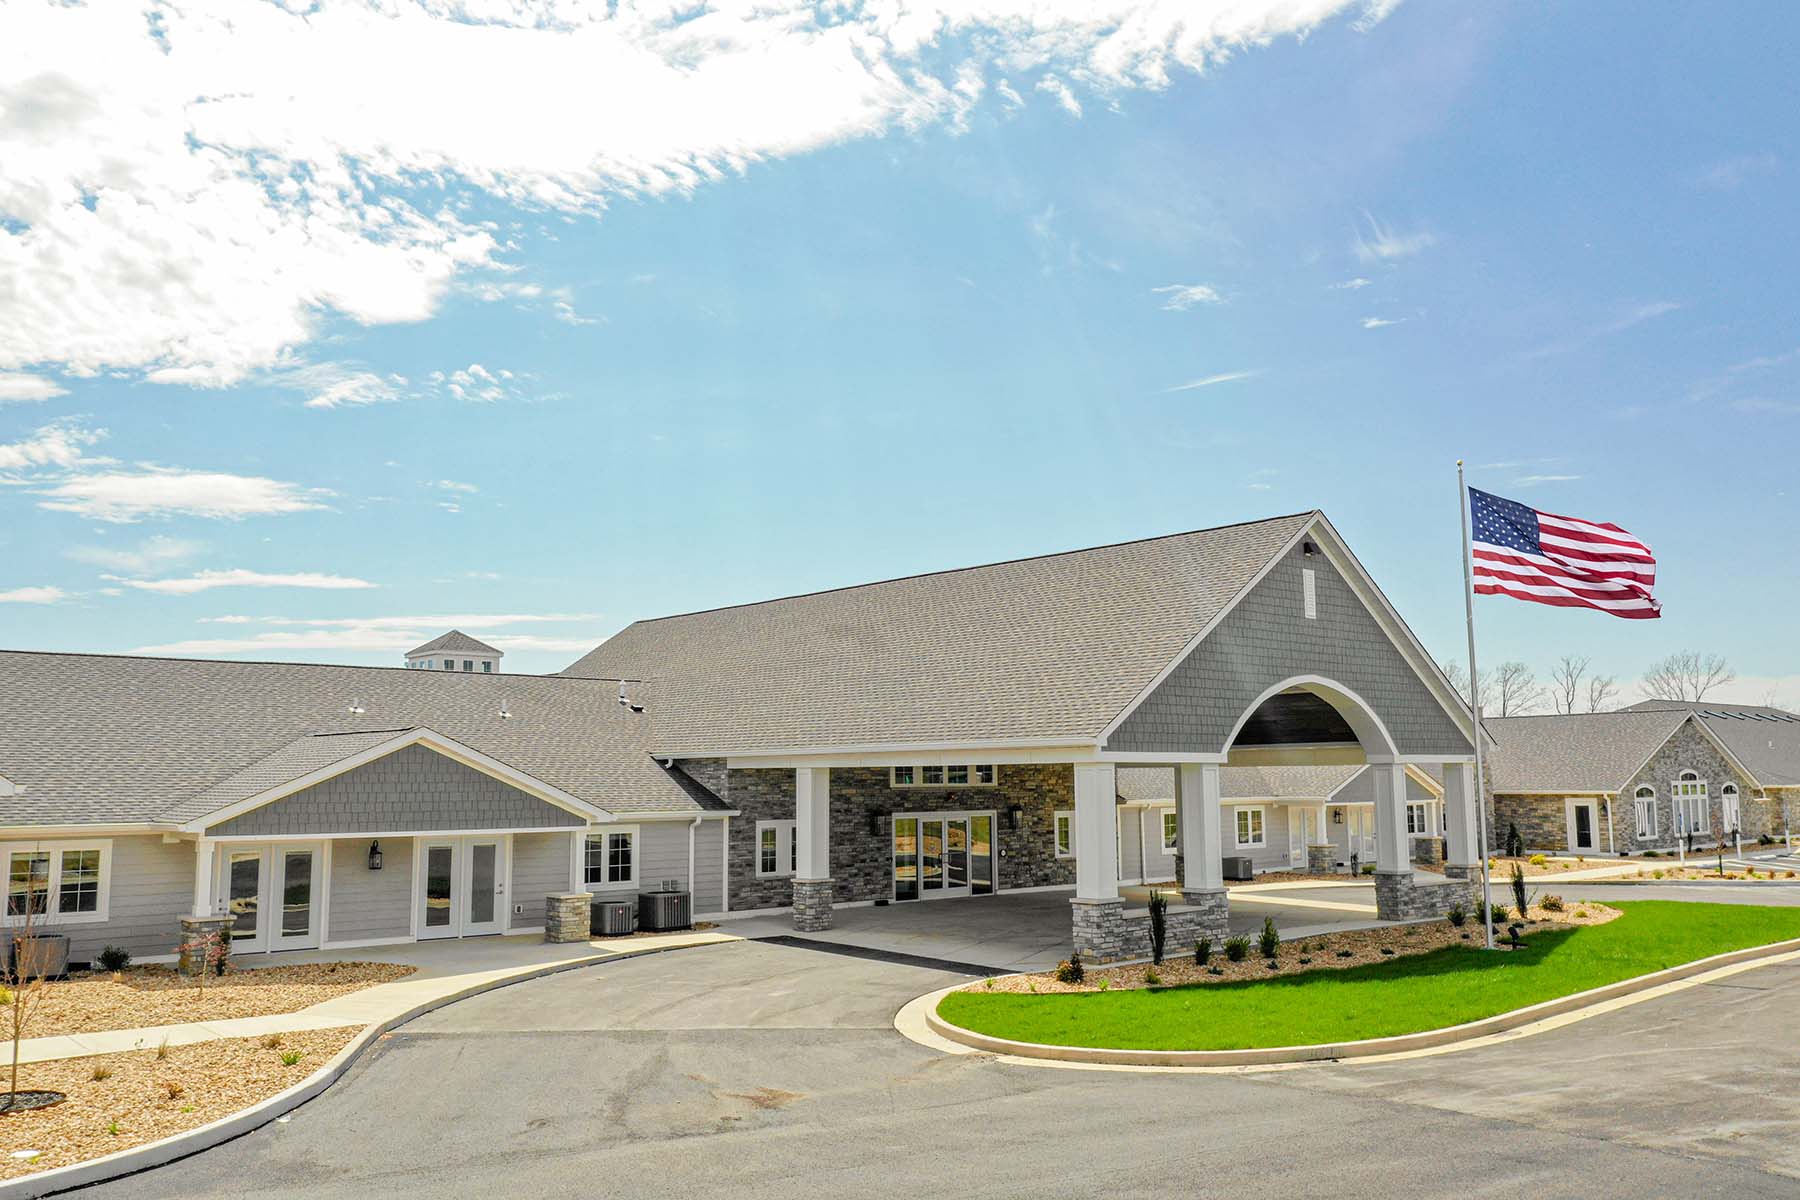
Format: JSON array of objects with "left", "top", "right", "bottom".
[
  {"left": 0, "top": 510, "right": 1483, "bottom": 966},
  {"left": 404, "top": 630, "right": 503, "bottom": 674}
]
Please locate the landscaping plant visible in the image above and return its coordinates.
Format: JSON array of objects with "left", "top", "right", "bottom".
[
  {"left": 1194, "top": 937, "right": 1211, "bottom": 967},
  {"left": 2, "top": 881, "right": 57, "bottom": 1111},
  {"left": 97, "top": 945, "right": 132, "bottom": 973},
  {"left": 1509, "top": 862, "right": 1529, "bottom": 920},
  {"left": 1539, "top": 894, "right": 1565, "bottom": 913},
  {"left": 1504, "top": 823, "right": 1523, "bottom": 858},
  {"left": 1258, "top": 916, "right": 1280, "bottom": 960},
  {"left": 1223, "top": 936, "right": 1251, "bottom": 962},
  {"left": 1054, "top": 952, "right": 1084, "bottom": 985},
  {"left": 1147, "top": 890, "right": 1168, "bottom": 966},
  {"left": 1447, "top": 905, "right": 1467, "bottom": 927}
]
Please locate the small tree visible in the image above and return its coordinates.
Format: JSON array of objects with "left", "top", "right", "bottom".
[
  {"left": 2, "top": 878, "right": 56, "bottom": 1109},
  {"left": 177, "top": 927, "right": 229, "bottom": 995},
  {"left": 1509, "top": 862, "right": 1529, "bottom": 920},
  {"left": 1146, "top": 891, "right": 1168, "bottom": 966}
]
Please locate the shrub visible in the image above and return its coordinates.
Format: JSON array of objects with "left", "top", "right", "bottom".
[
  {"left": 1298, "top": 956, "right": 1312, "bottom": 965},
  {"left": 162, "top": 1080, "right": 184, "bottom": 1100},
  {"left": 1147, "top": 890, "right": 1168, "bottom": 966},
  {"left": 1223, "top": 936, "right": 1251, "bottom": 962},
  {"left": 1361, "top": 863, "right": 1377, "bottom": 876},
  {"left": 1652, "top": 869, "right": 1665, "bottom": 879},
  {"left": 91, "top": 1064, "right": 113, "bottom": 1082},
  {"left": 1054, "top": 953, "right": 1085, "bottom": 985},
  {"left": 1194, "top": 937, "right": 1211, "bottom": 966},
  {"left": 1258, "top": 916, "right": 1280, "bottom": 959},
  {"left": 1509, "top": 862, "right": 1529, "bottom": 916},
  {"left": 1336, "top": 949, "right": 1354, "bottom": 958},
  {"left": 155, "top": 1038, "right": 170, "bottom": 1061},
  {"left": 1096, "top": 980, "right": 1110, "bottom": 992},
  {"left": 1447, "top": 905, "right": 1467, "bottom": 927},
  {"left": 1207, "top": 966, "right": 1223, "bottom": 976},
  {"left": 261, "top": 1034, "right": 283, "bottom": 1050},
  {"left": 1265, "top": 961, "right": 1279, "bottom": 971},
  {"left": 1142, "top": 967, "right": 1161, "bottom": 986},
  {"left": 106, "top": 1120, "right": 120, "bottom": 1136},
  {"left": 97, "top": 946, "right": 132, "bottom": 973},
  {"left": 279, "top": 1050, "right": 304, "bottom": 1067},
  {"left": 1643, "top": 850, "right": 1660, "bottom": 858},
  {"left": 1528, "top": 854, "right": 1548, "bottom": 867},
  {"left": 1379, "top": 947, "right": 1395, "bottom": 956},
  {"left": 1504, "top": 823, "right": 1524, "bottom": 858},
  {"left": 1539, "top": 894, "right": 1565, "bottom": 912}
]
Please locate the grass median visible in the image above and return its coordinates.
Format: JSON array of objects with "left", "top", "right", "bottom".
[{"left": 935, "top": 901, "right": 1800, "bottom": 1051}]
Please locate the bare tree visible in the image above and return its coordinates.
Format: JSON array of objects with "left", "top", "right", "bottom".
[
  {"left": 1491, "top": 660, "right": 1542, "bottom": 717},
  {"left": 2, "top": 867, "right": 55, "bottom": 1109},
  {"left": 1586, "top": 673, "right": 1620, "bottom": 713},
  {"left": 1439, "top": 657, "right": 1495, "bottom": 713},
  {"left": 1640, "top": 651, "right": 1735, "bottom": 702},
  {"left": 1548, "top": 655, "right": 1589, "bottom": 714}
]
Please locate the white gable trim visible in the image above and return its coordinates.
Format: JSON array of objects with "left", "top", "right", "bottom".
[{"left": 178, "top": 729, "right": 614, "bottom": 834}]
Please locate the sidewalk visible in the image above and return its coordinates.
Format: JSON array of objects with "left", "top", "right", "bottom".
[{"left": 14, "top": 929, "right": 738, "bottom": 1065}]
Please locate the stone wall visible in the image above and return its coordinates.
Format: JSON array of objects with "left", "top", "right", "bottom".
[
  {"left": 699, "top": 761, "right": 1076, "bottom": 911},
  {"left": 1374, "top": 872, "right": 1472, "bottom": 921},
  {"left": 1070, "top": 892, "right": 1230, "bottom": 963},
  {"left": 1620, "top": 722, "right": 1762, "bottom": 851},
  {"left": 1491, "top": 795, "right": 1567, "bottom": 853}
]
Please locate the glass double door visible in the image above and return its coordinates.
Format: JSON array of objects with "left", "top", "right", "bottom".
[
  {"left": 893, "top": 811, "right": 994, "bottom": 902},
  {"left": 418, "top": 837, "right": 507, "bottom": 939},
  {"left": 218, "top": 843, "right": 323, "bottom": 954}
]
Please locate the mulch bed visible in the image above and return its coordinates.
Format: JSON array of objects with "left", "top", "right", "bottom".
[
  {"left": 1620, "top": 866, "right": 1798, "bottom": 882},
  {"left": 967, "top": 903, "right": 1621, "bottom": 995},
  {"left": 29, "top": 962, "right": 416, "bottom": 1038},
  {"left": 0, "top": 1026, "right": 359, "bottom": 1180}
]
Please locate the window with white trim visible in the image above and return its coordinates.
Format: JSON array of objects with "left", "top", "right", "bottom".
[
  {"left": 1721, "top": 783, "right": 1741, "bottom": 833},
  {"left": 584, "top": 826, "right": 638, "bottom": 889},
  {"left": 756, "top": 820, "right": 798, "bottom": 878},
  {"left": 4, "top": 841, "right": 111, "bottom": 925},
  {"left": 1634, "top": 786, "right": 1657, "bottom": 840},
  {"left": 1405, "top": 802, "right": 1432, "bottom": 835},
  {"left": 1234, "top": 807, "right": 1265, "bottom": 848},
  {"left": 890, "top": 765, "right": 997, "bottom": 788},
  {"left": 1672, "top": 772, "right": 1708, "bottom": 836},
  {"left": 1054, "top": 810, "right": 1074, "bottom": 858},
  {"left": 1161, "top": 809, "right": 1179, "bottom": 853}
]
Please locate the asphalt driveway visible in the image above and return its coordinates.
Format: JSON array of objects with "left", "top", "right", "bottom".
[{"left": 86, "top": 928, "right": 1800, "bottom": 1199}]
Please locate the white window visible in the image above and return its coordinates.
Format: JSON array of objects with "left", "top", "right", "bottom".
[
  {"left": 890, "top": 765, "right": 997, "bottom": 788},
  {"left": 1722, "top": 784, "right": 1741, "bottom": 833},
  {"left": 441, "top": 660, "right": 453, "bottom": 671},
  {"left": 1234, "top": 807, "right": 1265, "bottom": 848},
  {"left": 755, "top": 820, "right": 797, "bottom": 878},
  {"left": 1634, "top": 786, "right": 1657, "bottom": 840},
  {"left": 1406, "top": 803, "right": 1432, "bottom": 835},
  {"left": 1672, "top": 773, "right": 1708, "bottom": 836},
  {"left": 584, "top": 826, "right": 638, "bottom": 889},
  {"left": 1160, "top": 809, "right": 1179, "bottom": 853},
  {"left": 481, "top": 661, "right": 493, "bottom": 673},
  {"left": 1054, "top": 810, "right": 1074, "bottom": 858},
  {"left": 3, "top": 841, "right": 111, "bottom": 925}
]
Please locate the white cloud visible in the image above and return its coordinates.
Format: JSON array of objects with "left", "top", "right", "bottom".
[
  {"left": 65, "top": 534, "right": 201, "bottom": 574},
  {"left": 1694, "top": 152, "right": 1778, "bottom": 191},
  {"left": 433, "top": 479, "right": 479, "bottom": 493},
  {"left": 0, "top": 372, "right": 65, "bottom": 403},
  {"left": 1353, "top": 212, "right": 1437, "bottom": 263},
  {"left": 113, "top": 568, "right": 377, "bottom": 595},
  {"left": 1163, "top": 369, "right": 1262, "bottom": 392},
  {"left": 1361, "top": 316, "right": 1404, "bottom": 329},
  {"left": 201, "top": 612, "right": 599, "bottom": 630},
  {"left": 1331, "top": 277, "right": 1372, "bottom": 290},
  {"left": 1525, "top": 301, "right": 1680, "bottom": 360},
  {"left": 281, "top": 363, "right": 409, "bottom": 410},
  {"left": 139, "top": 611, "right": 605, "bottom": 656},
  {"left": 995, "top": 79, "right": 1026, "bottom": 111},
  {"left": 0, "top": 420, "right": 106, "bottom": 470},
  {"left": 1512, "top": 474, "right": 1582, "bottom": 486},
  {"left": 0, "top": 2, "right": 1391, "bottom": 388},
  {"left": 427, "top": 364, "right": 527, "bottom": 404},
  {"left": 0, "top": 585, "right": 68, "bottom": 603},
  {"left": 1152, "top": 283, "right": 1223, "bottom": 311},
  {"left": 35, "top": 468, "right": 330, "bottom": 523}
]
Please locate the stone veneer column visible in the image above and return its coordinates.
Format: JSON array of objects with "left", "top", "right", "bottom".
[
  {"left": 177, "top": 915, "right": 236, "bottom": 975},
  {"left": 793, "top": 767, "right": 834, "bottom": 931},
  {"left": 545, "top": 892, "right": 593, "bottom": 943},
  {"left": 1070, "top": 897, "right": 1126, "bottom": 961},
  {"left": 791, "top": 879, "right": 835, "bottom": 932},
  {"left": 1307, "top": 844, "right": 1335, "bottom": 874}
]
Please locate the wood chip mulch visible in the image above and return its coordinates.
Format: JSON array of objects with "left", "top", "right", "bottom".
[
  {"left": 1621, "top": 866, "right": 1798, "bottom": 882},
  {"left": 0, "top": 1026, "right": 359, "bottom": 1180},
  {"left": 29, "top": 962, "right": 416, "bottom": 1038},
  {"left": 965, "top": 903, "right": 1621, "bottom": 995}
]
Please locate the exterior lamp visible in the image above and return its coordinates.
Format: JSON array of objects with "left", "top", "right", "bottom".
[
  {"left": 368, "top": 841, "right": 384, "bottom": 871},
  {"left": 867, "top": 811, "right": 883, "bottom": 837},
  {"left": 1007, "top": 804, "right": 1024, "bottom": 831}
]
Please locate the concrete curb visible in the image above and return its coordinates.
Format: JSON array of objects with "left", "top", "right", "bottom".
[
  {"left": 923, "top": 935, "right": 1800, "bottom": 1069},
  {"left": 3, "top": 938, "right": 724, "bottom": 1200}
]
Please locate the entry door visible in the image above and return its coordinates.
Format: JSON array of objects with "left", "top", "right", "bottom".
[
  {"left": 418, "top": 837, "right": 508, "bottom": 939},
  {"left": 1288, "top": 812, "right": 1306, "bottom": 868},
  {"left": 1349, "top": 809, "right": 1377, "bottom": 864},
  {"left": 217, "top": 843, "right": 323, "bottom": 954},
  {"left": 895, "top": 812, "right": 993, "bottom": 901},
  {"left": 1570, "top": 802, "right": 1596, "bottom": 852}
]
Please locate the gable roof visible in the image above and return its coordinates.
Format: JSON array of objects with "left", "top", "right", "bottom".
[
  {"left": 1624, "top": 700, "right": 1800, "bottom": 786},
  {"left": 407, "top": 630, "right": 502, "bottom": 658},
  {"left": 0, "top": 651, "right": 723, "bottom": 829},
  {"left": 1485, "top": 709, "right": 1691, "bottom": 794},
  {"left": 565, "top": 513, "right": 1316, "bottom": 755}
]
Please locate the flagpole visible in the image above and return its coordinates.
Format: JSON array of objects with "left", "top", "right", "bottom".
[{"left": 1457, "top": 460, "right": 1496, "bottom": 950}]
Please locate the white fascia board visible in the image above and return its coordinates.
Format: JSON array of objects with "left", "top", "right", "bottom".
[
  {"left": 0, "top": 823, "right": 175, "bottom": 838},
  {"left": 178, "top": 729, "right": 614, "bottom": 833},
  {"left": 596, "top": 810, "right": 739, "bottom": 822},
  {"left": 1098, "top": 751, "right": 1229, "bottom": 764},
  {"left": 204, "top": 824, "right": 586, "bottom": 843},
  {"left": 722, "top": 741, "right": 1103, "bottom": 770}
]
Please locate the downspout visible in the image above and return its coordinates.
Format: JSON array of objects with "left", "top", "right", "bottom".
[
  {"left": 688, "top": 816, "right": 701, "bottom": 903},
  {"left": 1605, "top": 795, "right": 1616, "bottom": 856}
]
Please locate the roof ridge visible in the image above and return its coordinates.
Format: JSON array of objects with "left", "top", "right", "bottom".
[
  {"left": 624, "top": 511, "right": 1320, "bottom": 627},
  {"left": 1486, "top": 709, "right": 1681, "bottom": 720},
  {"left": 0, "top": 648, "right": 580, "bottom": 679}
]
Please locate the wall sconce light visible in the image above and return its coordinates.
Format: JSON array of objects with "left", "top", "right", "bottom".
[
  {"left": 368, "top": 840, "right": 384, "bottom": 871},
  {"left": 1331, "top": 811, "right": 1343, "bottom": 825},
  {"left": 1302, "top": 540, "right": 1318, "bottom": 558},
  {"left": 1007, "top": 804, "right": 1024, "bottom": 831},
  {"left": 867, "top": 811, "right": 884, "bottom": 838}
]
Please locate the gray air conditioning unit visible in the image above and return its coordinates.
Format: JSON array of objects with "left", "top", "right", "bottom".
[
  {"left": 591, "top": 899, "right": 635, "bottom": 937},
  {"left": 637, "top": 888, "right": 691, "bottom": 932},
  {"left": 1221, "top": 856, "right": 1255, "bottom": 882}
]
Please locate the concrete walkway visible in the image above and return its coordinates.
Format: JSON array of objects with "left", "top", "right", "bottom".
[{"left": 16, "top": 930, "right": 738, "bottom": 1065}]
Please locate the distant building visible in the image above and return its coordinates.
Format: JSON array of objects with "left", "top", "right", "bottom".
[{"left": 404, "top": 630, "right": 502, "bottom": 674}]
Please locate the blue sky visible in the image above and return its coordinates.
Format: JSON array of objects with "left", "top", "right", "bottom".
[{"left": 1, "top": 1, "right": 1795, "bottom": 708}]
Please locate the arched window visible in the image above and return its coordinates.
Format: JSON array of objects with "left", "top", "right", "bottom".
[
  {"left": 1672, "top": 772, "right": 1708, "bottom": 835},
  {"left": 1722, "top": 783, "right": 1741, "bottom": 833},
  {"left": 1633, "top": 786, "right": 1657, "bottom": 840}
]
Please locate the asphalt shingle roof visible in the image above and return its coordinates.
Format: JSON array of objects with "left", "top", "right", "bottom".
[
  {"left": 565, "top": 513, "right": 1315, "bottom": 755},
  {"left": 0, "top": 652, "right": 721, "bottom": 828},
  {"left": 1484, "top": 710, "right": 1690, "bottom": 794},
  {"left": 407, "top": 630, "right": 502, "bottom": 658},
  {"left": 1624, "top": 700, "right": 1800, "bottom": 786}
]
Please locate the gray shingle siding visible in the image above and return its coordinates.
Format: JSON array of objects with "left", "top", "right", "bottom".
[
  {"left": 326, "top": 836, "right": 413, "bottom": 944},
  {"left": 510, "top": 832, "right": 575, "bottom": 923},
  {"left": 205, "top": 745, "right": 585, "bottom": 838},
  {"left": 1107, "top": 545, "right": 1471, "bottom": 757}
]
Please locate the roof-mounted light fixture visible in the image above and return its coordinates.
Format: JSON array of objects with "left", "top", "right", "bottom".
[{"left": 347, "top": 697, "right": 367, "bottom": 715}]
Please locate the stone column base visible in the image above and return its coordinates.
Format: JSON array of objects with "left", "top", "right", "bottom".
[
  {"left": 1070, "top": 897, "right": 1126, "bottom": 961},
  {"left": 177, "top": 915, "right": 236, "bottom": 976},
  {"left": 1306, "top": 844, "right": 1336, "bottom": 874},
  {"left": 792, "top": 878, "right": 834, "bottom": 932},
  {"left": 1410, "top": 837, "right": 1446, "bottom": 868},
  {"left": 546, "top": 892, "right": 594, "bottom": 943},
  {"left": 1374, "top": 871, "right": 1473, "bottom": 921},
  {"left": 1441, "top": 863, "right": 1481, "bottom": 882},
  {"left": 1073, "top": 893, "right": 1231, "bottom": 964}
]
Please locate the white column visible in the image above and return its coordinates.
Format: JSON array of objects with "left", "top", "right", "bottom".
[
  {"left": 1177, "top": 762, "right": 1223, "bottom": 893},
  {"left": 795, "top": 767, "right": 831, "bottom": 880},
  {"left": 1442, "top": 763, "right": 1478, "bottom": 867},
  {"left": 1372, "top": 762, "right": 1411, "bottom": 874},
  {"left": 1315, "top": 804, "right": 1329, "bottom": 845},
  {"left": 192, "top": 838, "right": 216, "bottom": 917},
  {"left": 1073, "top": 763, "right": 1119, "bottom": 901}
]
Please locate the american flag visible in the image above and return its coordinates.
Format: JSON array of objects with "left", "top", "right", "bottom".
[{"left": 1468, "top": 487, "right": 1660, "bottom": 619}]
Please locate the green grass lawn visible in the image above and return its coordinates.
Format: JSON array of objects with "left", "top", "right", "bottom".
[{"left": 936, "top": 902, "right": 1800, "bottom": 1051}]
